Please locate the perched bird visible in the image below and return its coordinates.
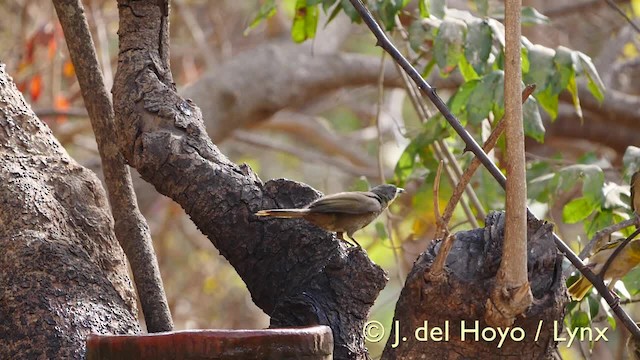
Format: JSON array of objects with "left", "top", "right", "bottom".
[
  {"left": 567, "top": 238, "right": 640, "bottom": 301},
  {"left": 631, "top": 171, "right": 640, "bottom": 227},
  {"left": 255, "top": 184, "right": 404, "bottom": 247}
]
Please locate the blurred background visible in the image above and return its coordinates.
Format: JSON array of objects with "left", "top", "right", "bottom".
[{"left": 1, "top": 0, "right": 640, "bottom": 358}]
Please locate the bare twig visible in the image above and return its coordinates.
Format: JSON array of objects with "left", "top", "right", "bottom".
[
  {"left": 53, "top": 0, "right": 173, "bottom": 332},
  {"left": 375, "top": 49, "right": 404, "bottom": 282},
  {"left": 579, "top": 217, "right": 640, "bottom": 259},
  {"left": 232, "top": 130, "right": 383, "bottom": 179},
  {"left": 600, "top": 227, "right": 640, "bottom": 279},
  {"left": 433, "top": 142, "right": 479, "bottom": 229},
  {"left": 603, "top": 0, "right": 640, "bottom": 34},
  {"left": 433, "top": 160, "right": 444, "bottom": 229},
  {"left": 348, "top": 0, "right": 640, "bottom": 340},
  {"left": 259, "top": 112, "right": 376, "bottom": 168},
  {"left": 429, "top": 233, "right": 456, "bottom": 280}
]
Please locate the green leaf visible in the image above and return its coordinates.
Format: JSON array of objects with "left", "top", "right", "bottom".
[
  {"left": 521, "top": 6, "right": 550, "bottom": 25},
  {"left": 464, "top": 19, "right": 493, "bottom": 75},
  {"left": 622, "top": 268, "right": 640, "bottom": 296},
  {"left": 418, "top": 0, "right": 429, "bottom": 17},
  {"left": 375, "top": 0, "right": 411, "bottom": 31},
  {"left": 577, "top": 51, "right": 605, "bottom": 102},
  {"left": 563, "top": 196, "right": 598, "bottom": 223},
  {"left": 323, "top": 0, "right": 342, "bottom": 25},
  {"left": 587, "top": 295, "right": 600, "bottom": 320},
  {"left": 322, "top": 0, "right": 339, "bottom": 12},
  {"left": 557, "top": 164, "right": 605, "bottom": 206},
  {"left": 550, "top": 46, "right": 576, "bottom": 94},
  {"left": 521, "top": 46, "right": 530, "bottom": 74},
  {"left": 586, "top": 210, "right": 613, "bottom": 239},
  {"left": 245, "top": 0, "right": 277, "bottom": 35},
  {"left": 487, "top": 18, "right": 505, "bottom": 48},
  {"left": 524, "top": 45, "right": 555, "bottom": 93},
  {"left": 466, "top": 70, "right": 503, "bottom": 124},
  {"left": 340, "top": 0, "right": 361, "bottom": 22},
  {"left": 523, "top": 96, "right": 545, "bottom": 142},
  {"left": 431, "top": 0, "right": 446, "bottom": 18},
  {"left": 458, "top": 54, "right": 478, "bottom": 81},
  {"left": 449, "top": 79, "right": 480, "bottom": 119},
  {"left": 570, "top": 310, "right": 591, "bottom": 330},
  {"left": 535, "top": 86, "right": 559, "bottom": 120},
  {"left": 291, "top": 0, "right": 319, "bottom": 43},
  {"left": 434, "top": 18, "right": 467, "bottom": 75},
  {"left": 408, "top": 20, "right": 428, "bottom": 52},
  {"left": 394, "top": 142, "right": 418, "bottom": 185}
]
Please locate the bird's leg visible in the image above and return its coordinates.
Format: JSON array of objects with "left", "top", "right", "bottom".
[
  {"left": 348, "top": 235, "right": 362, "bottom": 248},
  {"left": 336, "top": 232, "right": 359, "bottom": 247}
]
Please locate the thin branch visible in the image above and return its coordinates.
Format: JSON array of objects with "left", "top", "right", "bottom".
[
  {"left": 433, "top": 142, "right": 479, "bottom": 229},
  {"left": 348, "top": 0, "right": 640, "bottom": 340},
  {"left": 53, "top": 0, "right": 173, "bottom": 332},
  {"left": 600, "top": 227, "right": 640, "bottom": 278},
  {"left": 579, "top": 217, "right": 640, "bottom": 259},
  {"left": 232, "top": 130, "right": 383, "bottom": 179},
  {"left": 375, "top": 49, "right": 404, "bottom": 283},
  {"left": 604, "top": 0, "right": 640, "bottom": 34},
  {"left": 259, "top": 112, "right": 376, "bottom": 168},
  {"left": 433, "top": 160, "right": 444, "bottom": 230}
]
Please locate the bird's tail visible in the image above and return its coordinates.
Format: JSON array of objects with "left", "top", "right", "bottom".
[
  {"left": 567, "top": 276, "right": 593, "bottom": 301},
  {"left": 255, "top": 209, "right": 309, "bottom": 218}
]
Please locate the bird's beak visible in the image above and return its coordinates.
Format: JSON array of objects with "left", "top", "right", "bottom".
[{"left": 397, "top": 188, "right": 405, "bottom": 194}]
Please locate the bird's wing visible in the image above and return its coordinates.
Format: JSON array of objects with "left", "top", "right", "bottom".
[{"left": 308, "top": 192, "right": 381, "bottom": 214}]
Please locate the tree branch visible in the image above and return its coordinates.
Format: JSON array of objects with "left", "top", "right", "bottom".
[
  {"left": 485, "top": 0, "right": 532, "bottom": 328},
  {"left": 52, "top": 0, "right": 173, "bottom": 332}
]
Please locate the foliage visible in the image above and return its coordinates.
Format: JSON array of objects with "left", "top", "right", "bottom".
[{"left": 247, "top": 0, "right": 640, "bottom": 346}]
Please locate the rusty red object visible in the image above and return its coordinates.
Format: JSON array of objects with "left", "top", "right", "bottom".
[{"left": 86, "top": 326, "right": 333, "bottom": 360}]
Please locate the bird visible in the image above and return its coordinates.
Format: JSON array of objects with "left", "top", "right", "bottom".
[
  {"left": 567, "top": 238, "right": 640, "bottom": 301},
  {"left": 255, "top": 184, "right": 404, "bottom": 247},
  {"left": 631, "top": 171, "right": 640, "bottom": 227}
]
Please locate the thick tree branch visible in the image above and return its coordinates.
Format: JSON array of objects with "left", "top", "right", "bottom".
[
  {"left": 112, "top": 2, "right": 386, "bottom": 359},
  {"left": 52, "top": 0, "right": 173, "bottom": 332},
  {"left": 181, "top": 49, "right": 403, "bottom": 142}
]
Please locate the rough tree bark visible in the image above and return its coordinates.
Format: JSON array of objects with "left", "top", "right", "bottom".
[
  {"left": 0, "top": 64, "right": 140, "bottom": 359},
  {"left": 382, "top": 212, "right": 566, "bottom": 359},
  {"left": 52, "top": 0, "right": 173, "bottom": 332},
  {"left": 111, "top": 2, "right": 386, "bottom": 359}
]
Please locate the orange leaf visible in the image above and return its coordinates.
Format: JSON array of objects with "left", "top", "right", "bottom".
[
  {"left": 63, "top": 61, "right": 75, "bottom": 78},
  {"left": 54, "top": 95, "right": 71, "bottom": 123},
  {"left": 29, "top": 75, "right": 43, "bottom": 101}
]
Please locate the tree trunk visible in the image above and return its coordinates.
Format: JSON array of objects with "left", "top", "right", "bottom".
[
  {"left": 382, "top": 211, "right": 566, "bottom": 359},
  {"left": 0, "top": 64, "right": 140, "bottom": 359}
]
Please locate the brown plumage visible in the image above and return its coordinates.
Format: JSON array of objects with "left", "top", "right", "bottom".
[{"left": 255, "top": 184, "right": 404, "bottom": 247}]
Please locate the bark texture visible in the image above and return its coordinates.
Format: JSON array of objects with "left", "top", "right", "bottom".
[
  {"left": 382, "top": 211, "right": 566, "bottom": 359},
  {"left": 112, "top": 2, "right": 386, "bottom": 359},
  {"left": 0, "top": 64, "right": 140, "bottom": 359},
  {"left": 53, "top": 0, "right": 172, "bottom": 332}
]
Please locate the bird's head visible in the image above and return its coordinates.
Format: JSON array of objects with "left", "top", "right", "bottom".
[{"left": 371, "top": 184, "right": 405, "bottom": 205}]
